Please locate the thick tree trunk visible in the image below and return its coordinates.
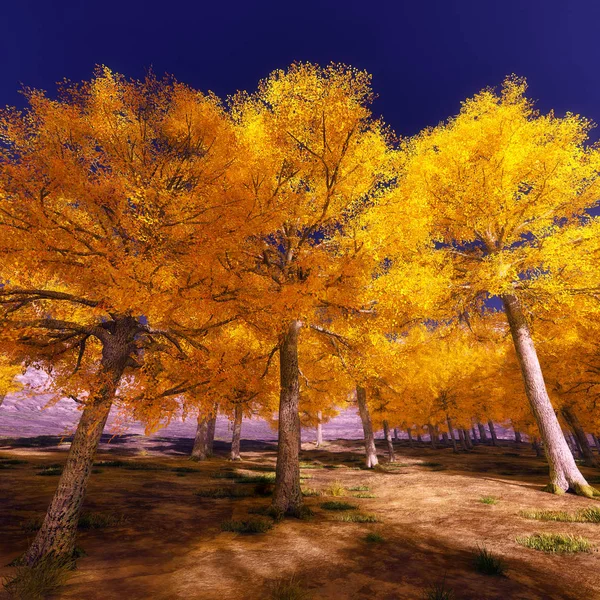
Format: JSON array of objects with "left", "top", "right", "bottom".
[
  {"left": 357, "top": 386, "right": 378, "bottom": 468},
  {"left": 561, "top": 406, "right": 598, "bottom": 468},
  {"left": 477, "top": 422, "right": 488, "bottom": 443},
  {"left": 502, "top": 294, "right": 596, "bottom": 496},
  {"left": 532, "top": 436, "right": 543, "bottom": 458},
  {"left": 427, "top": 424, "right": 437, "bottom": 449},
  {"left": 273, "top": 321, "right": 303, "bottom": 515},
  {"left": 488, "top": 420, "right": 498, "bottom": 446},
  {"left": 315, "top": 411, "right": 323, "bottom": 448},
  {"left": 446, "top": 416, "right": 458, "bottom": 453},
  {"left": 383, "top": 420, "right": 396, "bottom": 463},
  {"left": 463, "top": 428, "right": 473, "bottom": 450},
  {"left": 191, "top": 415, "right": 211, "bottom": 461},
  {"left": 24, "top": 319, "right": 135, "bottom": 566},
  {"left": 407, "top": 428, "right": 414, "bottom": 448},
  {"left": 230, "top": 404, "right": 243, "bottom": 461}
]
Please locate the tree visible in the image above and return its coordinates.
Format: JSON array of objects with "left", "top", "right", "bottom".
[
  {"left": 0, "top": 69, "right": 245, "bottom": 564},
  {"left": 401, "top": 76, "right": 600, "bottom": 496}
]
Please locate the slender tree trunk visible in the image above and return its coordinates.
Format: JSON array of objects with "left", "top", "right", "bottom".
[
  {"left": 561, "top": 406, "right": 598, "bottom": 468},
  {"left": 230, "top": 404, "right": 243, "bottom": 461},
  {"left": 24, "top": 320, "right": 135, "bottom": 566},
  {"left": 393, "top": 427, "right": 399, "bottom": 441},
  {"left": 463, "top": 428, "right": 473, "bottom": 450},
  {"left": 407, "top": 428, "right": 414, "bottom": 448},
  {"left": 502, "top": 294, "right": 596, "bottom": 496},
  {"left": 357, "top": 386, "right": 378, "bottom": 468},
  {"left": 458, "top": 428, "right": 468, "bottom": 451},
  {"left": 471, "top": 425, "right": 478, "bottom": 444},
  {"left": 446, "top": 416, "right": 458, "bottom": 453},
  {"left": 315, "top": 411, "right": 323, "bottom": 448},
  {"left": 382, "top": 420, "right": 396, "bottom": 463},
  {"left": 441, "top": 432, "right": 449, "bottom": 445},
  {"left": 191, "top": 415, "right": 210, "bottom": 461},
  {"left": 592, "top": 434, "right": 600, "bottom": 454},
  {"left": 207, "top": 409, "right": 217, "bottom": 457},
  {"left": 417, "top": 432, "right": 423, "bottom": 443},
  {"left": 514, "top": 429, "right": 522, "bottom": 444},
  {"left": 532, "top": 436, "right": 544, "bottom": 458},
  {"left": 488, "top": 420, "right": 498, "bottom": 446},
  {"left": 427, "top": 424, "right": 437, "bottom": 449},
  {"left": 273, "top": 321, "right": 303, "bottom": 515},
  {"left": 477, "top": 421, "right": 488, "bottom": 443}
]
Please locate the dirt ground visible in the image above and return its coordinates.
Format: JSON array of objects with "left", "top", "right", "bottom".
[{"left": 1, "top": 436, "right": 599, "bottom": 600}]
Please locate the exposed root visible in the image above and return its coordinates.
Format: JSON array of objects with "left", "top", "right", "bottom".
[{"left": 543, "top": 483, "right": 566, "bottom": 495}]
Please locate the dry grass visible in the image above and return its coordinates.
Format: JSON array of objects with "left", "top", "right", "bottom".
[
  {"left": 519, "top": 507, "right": 600, "bottom": 523},
  {"left": 326, "top": 480, "right": 345, "bottom": 496},
  {"left": 221, "top": 517, "right": 273, "bottom": 534},
  {"left": 319, "top": 501, "right": 358, "bottom": 511},
  {"left": 336, "top": 512, "right": 379, "bottom": 523},
  {"left": 516, "top": 533, "right": 593, "bottom": 553},
  {"left": 268, "top": 574, "right": 311, "bottom": 600},
  {"left": 3, "top": 556, "right": 73, "bottom": 600}
]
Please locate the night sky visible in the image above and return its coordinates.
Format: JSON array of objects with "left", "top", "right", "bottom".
[{"left": 2, "top": 0, "right": 600, "bottom": 141}]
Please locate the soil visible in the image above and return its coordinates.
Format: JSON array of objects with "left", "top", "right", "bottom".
[{"left": 1, "top": 437, "right": 599, "bottom": 600}]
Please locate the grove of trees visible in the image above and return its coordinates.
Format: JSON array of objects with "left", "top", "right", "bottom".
[{"left": 1, "top": 65, "right": 599, "bottom": 567}]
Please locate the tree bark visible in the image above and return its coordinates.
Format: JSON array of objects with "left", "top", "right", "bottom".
[
  {"left": 514, "top": 429, "right": 522, "bottom": 444},
  {"left": 357, "top": 386, "right": 378, "bottom": 468},
  {"left": 427, "top": 424, "right": 437, "bottom": 449},
  {"left": 477, "top": 421, "right": 488, "bottom": 443},
  {"left": 383, "top": 420, "right": 396, "bottom": 463},
  {"left": 23, "top": 318, "right": 136, "bottom": 566},
  {"left": 393, "top": 427, "right": 399, "bottom": 441},
  {"left": 458, "top": 428, "right": 468, "bottom": 451},
  {"left": 273, "top": 321, "right": 303, "bottom": 515},
  {"left": 463, "top": 428, "right": 473, "bottom": 450},
  {"left": 471, "top": 425, "right": 478, "bottom": 443},
  {"left": 562, "top": 406, "right": 598, "bottom": 467},
  {"left": 502, "top": 294, "right": 596, "bottom": 496},
  {"left": 488, "top": 420, "right": 498, "bottom": 446},
  {"left": 230, "top": 404, "right": 243, "bottom": 461},
  {"left": 191, "top": 414, "right": 210, "bottom": 461},
  {"left": 406, "top": 428, "right": 414, "bottom": 448},
  {"left": 207, "top": 410, "right": 217, "bottom": 456},
  {"left": 441, "top": 432, "right": 449, "bottom": 445},
  {"left": 446, "top": 416, "right": 458, "bottom": 453},
  {"left": 315, "top": 411, "right": 323, "bottom": 448}
]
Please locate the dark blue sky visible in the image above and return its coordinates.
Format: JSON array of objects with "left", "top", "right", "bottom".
[{"left": 2, "top": 0, "right": 599, "bottom": 139}]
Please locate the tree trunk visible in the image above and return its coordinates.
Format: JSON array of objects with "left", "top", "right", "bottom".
[
  {"left": 477, "top": 421, "right": 488, "bottom": 443},
  {"left": 446, "top": 416, "right": 458, "bottom": 453},
  {"left": 273, "top": 321, "right": 303, "bottom": 516},
  {"left": 441, "top": 432, "right": 449, "bottom": 445},
  {"left": 562, "top": 406, "right": 598, "bottom": 467},
  {"left": 463, "top": 428, "right": 473, "bottom": 450},
  {"left": 427, "top": 424, "right": 437, "bottom": 449},
  {"left": 532, "top": 436, "right": 544, "bottom": 458},
  {"left": 207, "top": 410, "right": 217, "bottom": 456},
  {"left": 488, "top": 420, "right": 498, "bottom": 446},
  {"left": 417, "top": 432, "right": 423, "bottom": 443},
  {"left": 357, "top": 386, "right": 378, "bottom": 468},
  {"left": 502, "top": 294, "right": 596, "bottom": 496},
  {"left": 471, "top": 425, "right": 478, "bottom": 443},
  {"left": 407, "top": 428, "right": 414, "bottom": 448},
  {"left": 24, "top": 319, "right": 135, "bottom": 566},
  {"left": 315, "top": 411, "right": 323, "bottom": 448},
  {"left": 458, "top": 428, "right": 468, "bottom": 451},
  {"left": 514, "top": 429, "right": 522, "bottom": 444},
  {"left": 383, "top": 420, "right": 396, "bottom": 463},
  {"left": 191, "top": 414, "right": 210, "bottom": 461},
  {"left": 592, "top": 434, "right": 600, "bottom": 454},
  {"left": 230, "top": 404, "right": 243, "bottom": 461},
  {"left": 393, "top": 427, "right": 399, "bottom": 441}
]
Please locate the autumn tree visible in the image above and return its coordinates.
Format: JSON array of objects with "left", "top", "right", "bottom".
[
  {"left": 400, "top": 77, "right": 600, "bottom": 496},
  {"left": 0, "top": 69, "right": 246, "bottom": 564}
]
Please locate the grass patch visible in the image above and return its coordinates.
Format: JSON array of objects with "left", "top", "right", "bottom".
[
  {"left": 268, "top": 573, "right": 311, "bottom": 600},
  {"left": 519, "top": 508, "right": 600, "bottom": 523},
  {"left": 323, "top": 464, "right": 343, "bottom": 470},
  {"left": 353, "top": 493, "right": 376, "bottom": 498},
  {"left": 221, "top": 517, "right": 273, "bottom": 534},
  {"left": 301, "top": 488, "right": 323, "bottom": 497},
  {"left": 3, "top": 555, "right": 72, "bottom": 600},
  {"left": 516, "top": 533, "right": 593, "bottom": 553},
  {"left": 364, "top": 532, "right": 385, "bottom": 543},
  {"left": 336, "top": 512, "right": 379, "bottom": 523},
  {"left": 419, "top": 462, "right": 442, "bottom": 468},
  {"left": 320, "top": 501, "right": 358, "bottom": 511},
  {"left": 195, "top": 487, "right": 253, "bottom": 499},
  {"left": 36, "top": 464, "right": 63, "bottom": 476},
  {"left": 348, "top": 485, "right": 370, "bottom": 492},
  {"left": 299, "top": 462, "right": 323, "bottom": 469},
  {"left": 326, "top": 480, "right": 345, "bottom": 497},
  {"left": 248, "top": 505, "right": 285, "bottom": 522},
  {"left": 479, "top": 496, "right": 498, "bottom": 505},
  {"left": 423, "top": 578, "right": 455, "bottom": 600},
  {"left": 0, "top": 458, "right": 28, "bottom": 466},
  {"left": 78, "top": 511, "right": 127, "bottom": 529},
  {"left": 473, "top": 547, "right": 506, "bottom": 576},
  {"left": 235, "top": 472, "right": 276, "bottom": 484}
]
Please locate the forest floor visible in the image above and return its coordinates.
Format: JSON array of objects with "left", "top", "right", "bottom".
[{"left": 1, "top": 436, "right": 599, "bottom": 600}]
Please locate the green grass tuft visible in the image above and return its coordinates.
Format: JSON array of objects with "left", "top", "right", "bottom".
[
  {"left": 235, "top": 472, "right": 276, "bottom": 484},
  {"left": 419, "top": 461, "right": 442, "bottom": 468},
  {"left": 336, "top": 512, "right": 379, "bottom": 523},
  {"left": 36, "top": 464, "right": 63, "bottom": 476},
  {"left": 519, "top": 507, "right": 600, "bottom": 523},
  {"left": 516, "top": 533, "right": 593, "bottom": 553},
  {"left": 364, "top": 532, "right": 385, "bottom": 543},
  {"left": 326, "top": 480, "right": 345, "bottom": 497},
  {"left": 320, "top": 501, "right": 358, "bottom": 511},
  {"left": 479, "top": 496, "right": 498, "bottom": 505},
  {"left": 268, "top": 573, "right": 311, "bottom": 600},
  {"left": 353, "top": 493, "right": 376, "bottom": 498},
  {"left": 3, "top": 555, "right": 73, "bottom": 600},
  {"left": 221, "top": 517, "right": 273, "bottom": 534},
  {"left": 423, "top": 578, "right": 455, "bottom": 600},
  {"left": 348, "top": 485, "right": 370, "bottom": 491},
  {"left": 78, "top": 511, "right": 128, "bottom": 529},
  {"left": 301, "top": 488, "right": 323, "bottom": 497},
  {"left": 473, "top": 547, "right": 506, "bottom": 576}
]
